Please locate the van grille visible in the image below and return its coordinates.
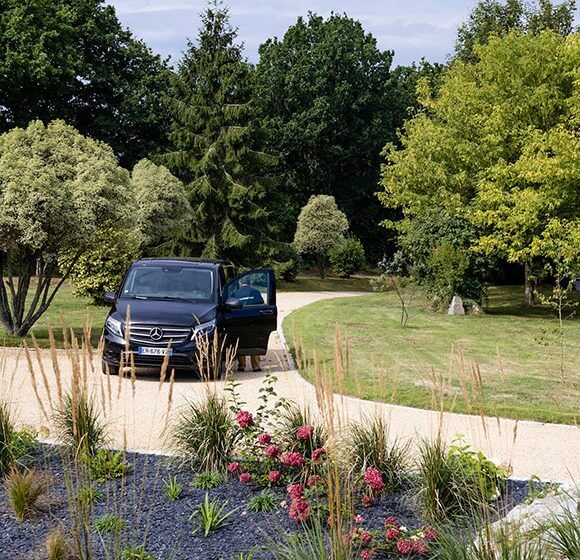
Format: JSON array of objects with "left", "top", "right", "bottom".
[{"left": 128, "top": 324, "right": 191, "bottom": 346}]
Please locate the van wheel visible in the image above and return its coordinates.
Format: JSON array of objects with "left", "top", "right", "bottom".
[{"left": 102, "top": 360, "right": 119, "bottom": 376}]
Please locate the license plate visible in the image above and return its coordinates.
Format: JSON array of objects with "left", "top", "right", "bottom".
[{"left": 138, "top": 347, "right": 173, "bottom": 356}]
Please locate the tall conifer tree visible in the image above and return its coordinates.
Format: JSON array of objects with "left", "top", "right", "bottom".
[{"left": 164, "top": 1, "right": 273, "bottom": 263}]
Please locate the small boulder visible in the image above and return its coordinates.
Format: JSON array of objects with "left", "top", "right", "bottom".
[{"left": 447, "top": 295, "right": 465, "bottom": 315}]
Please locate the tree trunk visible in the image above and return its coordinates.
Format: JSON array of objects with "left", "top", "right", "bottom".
[
  {"left": 524, "top": 260, "right": 535, "bottom": 306},
  {"left": 317, "top": 256, "right": 325, "bottom": 279}
]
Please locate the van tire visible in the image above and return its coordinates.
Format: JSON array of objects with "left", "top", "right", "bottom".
[{"left": 102, "top": 360, "right": 119, "bottom": 376}]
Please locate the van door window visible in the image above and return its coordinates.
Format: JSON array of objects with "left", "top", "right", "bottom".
[{"left": 226, "top": 272, "right": 269, "bottom": 306}]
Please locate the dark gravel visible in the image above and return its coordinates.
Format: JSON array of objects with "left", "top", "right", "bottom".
[{"left": 0, "top": 445, "right": 535, "bottom": 560}]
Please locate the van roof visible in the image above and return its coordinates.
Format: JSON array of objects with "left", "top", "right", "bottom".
[{"left": 134, "top": 257, "right": 232, "bottom": 267}]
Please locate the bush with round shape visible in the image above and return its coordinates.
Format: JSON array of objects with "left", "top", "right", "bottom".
[{"left": 329, "top": 237, "right": 365, "bottom": 278}]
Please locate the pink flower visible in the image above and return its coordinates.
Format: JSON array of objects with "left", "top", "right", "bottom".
[
  {"left": 264, "top": 444, "right": 280, "bottom": 459},
  {"left": 296, "top": 425, "right": 314, "bottom": 440},
  {"left": 413, "top": 540, "right": 429, "bottom": 554},
  {"left": 360, "top": 531, "right": 372, "bottom": 544},
  {"left": 312, "top": 448, "right": 326, "bottom": 463},
  {"left": 227, "top": 462, "right": 240, "bottom": 473},
  {"left": 289, "top": 498, "right": 310, "bottom": 522},
  {"left": 361, "top": 550, "right": 372, "bottom": 560},
  {"left": 287, "top": 484, "right": 304, "bottom": 501},
  {"left": 236, "top": 410, "right": 254, "bottom": 429},
  {"left": 258, "top": 432, "right": 272, "bottom": 445},
  {"left": 385, "top": 516, "right": 399, "bottom": 528},
  {"left": 423, "top": 526, "right": 440, "bottom": 541},
  {"left": 280, "top": 452, "right": 304, "bottom": 468},
  {"left": 268, "top": 470, "right": 281, "bottom": 484},
  {"left": 385, "top": 527, "right": 400, "bottom": 541},
  {"left": 363, "top": 467, "right": 384, "bottom": 492},
  {"left": 396, "top": 540, "right": 413, "bottom": 554},
  {"left": 362, "top": 495, "right": 374, "bottom": 507},
  {"left": 239, "top": 472, "right": 252, "bottom": 484},
  {"left": 307, "top": 475, "right": 323, "bottom": 488},
  {"left": 354, "top": 514, "right": 364, "bottom": 524}
]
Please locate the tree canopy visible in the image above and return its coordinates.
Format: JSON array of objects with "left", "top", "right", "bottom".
[
  {"left": 0, "top": 0, "right": 172, "bottom": 167},
  {"left": 380, "top": 31, "right": 579, "bottom": 305},
  {"left": 163, "top": 2, "right": 275, "bottom": 264},
  {"left": 255, "top": 12, "right": 402, "bottom": 260},
  {"left": 0, "top": 120, "right": 132, "bottom": 334}
]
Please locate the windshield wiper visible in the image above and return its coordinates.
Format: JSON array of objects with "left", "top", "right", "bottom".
[{"left": 156, "top": 296, "right": 198, "bottom": 303}]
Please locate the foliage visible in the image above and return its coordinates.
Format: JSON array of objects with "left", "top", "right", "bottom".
[
  {"left": 0, "top": 0, "right": 172, "bottom": 167},
  {"left": 247, "top": 489, "right": 278, "bottom": 512},
  {"left": 418, "top": 438, "right": 508, "bottom": 521},
  {"left": 329, "top": 238, "right": 366, "bottom": 279},
  {"left": 347, "top": 416, "right": 411, "bottom": 493},
  {"left": 132, "top": 159, "right": 192, "bottom": 253},
  {"left": 54, "top": 392, "right": 107, "bottom": 457},
  {"left": 545, "top": 508, "right": 580, "bottom": 559},
  {"left": 259, "top": 243, "right": 300, "bottom": 283},
  {"left": 45, "top": 527, "right": 71, "bottom": 560},
  {"left": 274, "top": 405, "right": 327, "bottom": 454},
  {"left": 9, "top": 427, "right": 39, "bottom": 470},
  {"left": 162, "top": 476, "right": 183, "bottom": 500},
  {"left": 455, "top": 0, "right": 576, "bottom": 62},
  {"left": 255, "top": 12, "right": 403, "bottom": 258},
  {"left": 0, "top": 402, "right": 14, "bottom": 477},
  {"left": 93, "top": 513, "right": 126, "bottom": 534},
  {"left": 192, "top": 472, "right": 224, "bottom": 490},
  {"left": 293, "top": 195, "right": 349, "bottom": 278},
  {"left": 163, "top": 3, "right": 275, "bottom": 263},
  {"left": 190, "top": 492, "right": 239, "bottom": 537},
  {"left": 118, "top": 546, "right": 158, "bottom": 560},
  {"left": 86, "top": 449, "right": 129, "bottom": 483},
  {"left": 63, "top": 227, "right": 140, "bottom": 303},
  {"left": 75, "top": 484, "right": 103, "bottom": 506},
  {"left": 172, "top": 392, "right": 239, "bottom": 475},
  {"left": 380, "top": 31, "right": 579, "bottom": 306},
  {"left": 5, "top": 467, "right": 48, "bottom": 521},
  {"left": 0, "top": 120, "right": 133, "bottom": 336}
]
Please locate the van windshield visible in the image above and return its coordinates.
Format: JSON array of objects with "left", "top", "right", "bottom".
[{"left": 121, "top": 266, "right": 215, "bottom": 302}]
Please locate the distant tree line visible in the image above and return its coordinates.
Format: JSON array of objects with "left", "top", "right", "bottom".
[{"left": 0, "top": 0, "right": 577, "bottom": 334}]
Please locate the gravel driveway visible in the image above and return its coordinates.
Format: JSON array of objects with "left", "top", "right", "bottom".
[{"left": 0, "top": 291, "right": 577, "bottom": 482}]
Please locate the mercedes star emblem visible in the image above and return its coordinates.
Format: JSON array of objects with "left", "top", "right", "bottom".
[{"left": 149, "top": 327, "right": 163, "bottom": 341}]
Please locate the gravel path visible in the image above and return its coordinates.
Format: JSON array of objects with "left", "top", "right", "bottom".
[{"left": 0, "top": 291, "right": 578, "bottom": 482}]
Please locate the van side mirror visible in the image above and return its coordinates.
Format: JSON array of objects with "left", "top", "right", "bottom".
[
  {"left": 104, "top": 292, "right": 116, "bottom": 304},
  {"left": 224, "top": 297, "right": 243, "bottom": 310}
]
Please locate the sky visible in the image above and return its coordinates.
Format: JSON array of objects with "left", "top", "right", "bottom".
[{"left": 107, "top": 0, "right": 483, "bottom": 67}]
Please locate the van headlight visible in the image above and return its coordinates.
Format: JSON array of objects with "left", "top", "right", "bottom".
[
  {"left": 192, "top": 318, "right": 216, "bottom": 340},
  {"left": 105, "top": 316, "right": 123, "bottom": 337}
]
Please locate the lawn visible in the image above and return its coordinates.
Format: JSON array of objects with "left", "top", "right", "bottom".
[
  {"left": 282, "top": 285, "right": 580, "bottom": 425},
  {"left": 279, "top": 274, "right": 374, "bottom": 292}
]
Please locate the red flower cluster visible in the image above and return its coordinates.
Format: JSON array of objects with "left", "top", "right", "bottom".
[
  {"left": 236, "top": 410, "right": 254, "bottom": 429},
  {"left": 227, "top": 462, "right": 240, "bottom": 473},
  {"left": 239, "top": 472, "right": 252, "bottom": 484},
  {"left": 296, "top": 425, "right": 314, "bottom": 440},
  {"left": 360, "top": 550, "right": 373, "bottom": 560},
  {"left": 384, "top": 516, "right": 435, "bottom": 556},
  {"left": 312, "top": 447, "right": 326, "bottom": 462},
  {"left": 363, "top": 467, "right": 384, "bottom": 492},
  {"left": 423, "top": 526, "right": 440, "bottom": 541},
  {"left": 280, "top": 451, "right": 304, "bottom": 468},
  {"left": 396, "top": 540, "right": 414, "bottom": 554},
  {"left": 385, "top": 527, "right": 399, "bottom": 541},
  {"left": 258, "top": 432, "right": 272, "bottom": 445},
  {"left": 307, "top": 474, "right": 323, "bottom": 487},
  {"left": 268, "top": 470, "right": 281, "bottom": 484},
  {"left": 264, "top": 444, "right": 280, "bottom": 459},
  {"left": 287, "top": 484, "right": 310, "bottom": 522}
]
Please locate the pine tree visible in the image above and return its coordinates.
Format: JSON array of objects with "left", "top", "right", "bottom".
[{"left": 164, "top": 1, "right": 274, "bottom": 263}]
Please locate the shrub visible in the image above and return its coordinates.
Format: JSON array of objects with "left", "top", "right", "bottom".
[
  {"left": 546, "top": 508, "right": 580, "bottom": 559},
  {"left": 248, "top": 489, "right": 278, "bottom": 512},
  {"left": 190, "top": 492, "right": 239, "bottom": 537},
  {"left": 86, "top": 449, "right": 129, "bottom": 482},
  {"left": 45, "top": 528, "right": 70, "bottom": 560},
  {"left": 192, "top": 472, "right": 224, "bottom": 490},
  {"left": 10, "top": 427, "right": 40, "bottom": 469},
  {"left": 275, "top": 405, "right": 326, "bottom": 454},
  {"left": 347, "top": 415, "right": 410, "bottom": 493},
  {"left": 0, "top": 402, "right": 14, "bottom": 477},
  {"left": 5, "top": 468, "right": 48, "bottom": 521},
  {"left": 329, "top": 237, "right": 365, "bottom": 278},
  {"left": 261, "top": 243, "right": 300, "bottom": 282},
  {"left": 93, "top": 513, "right": 126, "bottom": 534},
  {"left": 54, "top": 392, "right": 107, "bottom": 457},
  {"left": 162, "top": 475, "right": 183, "bottom": 500},
  {"left": 172, "top": 392, "right": 239, "bottom": 475},
  {"left": 418, "top": 438, "right": 507, "bottom": 521}
]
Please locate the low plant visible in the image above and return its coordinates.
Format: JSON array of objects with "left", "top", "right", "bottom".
[
  {"left": 117, "top": 545, "right": 158, "bottom": 560},
  {"left": 86, "top": 449, "right": 129, "bottom": 482},
  {"left": 0, "top": 402, "right": 14, "bottom": 476},
  {"left": 275, "top": 404, "right": 326, "bottom": 453},
  {"left": 45, "top": 527, "right": 71, "bottom": 560},
  {"left": 54, "top": 392, "right": 107, "bottom": 456},
  {"left": 545, "top": 508, "right": 580, "bottom": 559},
  {"left": 248, "top": 489, "right": 278, "bottom": 512},
  {"left": 190, "top": 492, "right": 239, "bottom": 537},
  {"left": 192, "top": 471, "right": 224, "bottom": 490},
  {"left": 75, "top": 483, "right": 103, "bottom": 506},
  {"left": 173, "top": 392, "right": 239, "bottom": 475},
  {"left": 93, "top": 513, "right": 127, "bottom": 534},
  {"left": 10, "top": 427, "right": 40, "bottom": 469},
  {"left": 163, "top": 475, "right": 183, "bottom": 500},
  {"left": 348, "top": 415, "right": 411, "bottom": 493},
  {"left": 5, "top": 467, "right": 48, "bottom": 521}
]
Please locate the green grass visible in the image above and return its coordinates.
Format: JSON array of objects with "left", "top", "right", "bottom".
[
  {"left": 279, "top": 274, "right": 374, "bottom": 292},
  {"left": 283, "top": 285, "right": 579, "bottom": 424}
]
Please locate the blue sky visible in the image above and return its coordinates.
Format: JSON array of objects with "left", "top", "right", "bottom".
[{"left": 107, "top": 0, "right": 484, "bottom": 67}]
